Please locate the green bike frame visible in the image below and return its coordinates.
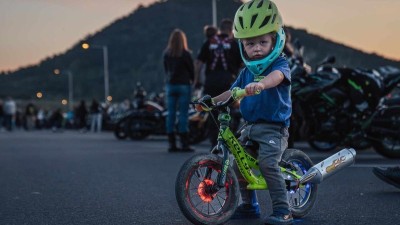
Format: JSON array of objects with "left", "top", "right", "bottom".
[{"left": 215, "top": 108, "right": 302, "bottom": 190}]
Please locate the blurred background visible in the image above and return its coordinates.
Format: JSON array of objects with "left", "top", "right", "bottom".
[{"left": 0, "top": 0, "right": 399, "bottom": 131}]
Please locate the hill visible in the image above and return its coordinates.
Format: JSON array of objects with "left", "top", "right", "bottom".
[{"left": 0, "top": 0, "right": 399, "bottom": 104}]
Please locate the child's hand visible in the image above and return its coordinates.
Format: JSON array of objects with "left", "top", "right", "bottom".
[
  {"left": 245, "top": 82, "right": 264, "bottom": 95},
  {"left": 195, "top": 95, "right": 214, "bottom": 112},
  {"left": 195, "top": 104, "right": 204, "bottom": 112}
]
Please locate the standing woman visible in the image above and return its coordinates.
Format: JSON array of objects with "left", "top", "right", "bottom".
[{"left": 163, "top": 29, "right": 195, "bottom": 152}]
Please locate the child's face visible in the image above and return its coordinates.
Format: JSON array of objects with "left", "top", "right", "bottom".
[{"left": 241, "top": 33, "right": 274, "bottom": 60}]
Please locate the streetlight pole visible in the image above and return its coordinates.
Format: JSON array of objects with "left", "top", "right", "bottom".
[
  {"left": 67, "top": 70, "right": 73, "bottom": 111},
  {"left": 82, "top": 43, "right": 110, "bottom": 103},
  {"left": 212, "top": 0, "right": 217, "bottom": 27},
  {"left": 54, "top": 69, "right": 74, "bottom": 111},
  {"left": 102, "top": 45, "right": 109, "bottom": 103}
]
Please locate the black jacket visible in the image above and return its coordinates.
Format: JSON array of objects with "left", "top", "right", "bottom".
[{"left": 163, "top": 50, "right": 194, "bottom": 85}]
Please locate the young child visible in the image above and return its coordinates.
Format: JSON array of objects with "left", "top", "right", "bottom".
[{"left": 196, "top": 0, "right": 292, "bottom": 224}]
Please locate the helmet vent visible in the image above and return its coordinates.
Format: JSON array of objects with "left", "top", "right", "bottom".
[
  {"left": 248, "top": 1, "right": 255, "bottom": 9},
  {"left": 239, "top": 5, "right": 245, "bottom": 11},
  {"left": 239, "top": 16, "right": 244, "bottom": 29},
  {"left": 268, "top": 2, "right": 272, "bottom": 9},
  {"left": 259, "top": 15, "right": 271, "bottom": 29},
  {"left": 271, "top": 14, "right": 277, "bottom": 24},
  {"left": 257, "top": 0, "right": 264, "bottom": 8},
  {"left": 250, "top": 14, "right": 258, "bottom": 28}
]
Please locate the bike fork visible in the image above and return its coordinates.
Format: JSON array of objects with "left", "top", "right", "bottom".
[{"left": 216, "top": 142, "right": 230, "bottom": 188}]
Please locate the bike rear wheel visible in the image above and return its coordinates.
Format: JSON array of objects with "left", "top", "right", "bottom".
[
  {"left": 282, "top": 148, "right": 318, "bottom": 218},
  {"left": 175, "top": 153, "right": 239, "bottom": 225}
]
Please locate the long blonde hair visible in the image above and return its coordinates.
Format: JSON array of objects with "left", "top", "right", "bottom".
[{"left": 165, "top": 29, "right": 190, "bottom": 57}]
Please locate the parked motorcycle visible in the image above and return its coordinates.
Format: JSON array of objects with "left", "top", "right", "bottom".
[
  {"left": 114, "top": 100, "right": 209, "bottom": 145},
  {"left": 291, "top": 56, "right": 400, "bottom": 158}
]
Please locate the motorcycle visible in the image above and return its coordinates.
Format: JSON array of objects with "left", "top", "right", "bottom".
[
  {"left": 114, "top": 100, "right": 209, "bottom": 145},
  {"left": 291, "top": 56, "right": 400, "bottom": 158}
]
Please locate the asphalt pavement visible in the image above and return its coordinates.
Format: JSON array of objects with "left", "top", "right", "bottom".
[{"left": 0, "top": 130, "right": 399, "bottom": 225}]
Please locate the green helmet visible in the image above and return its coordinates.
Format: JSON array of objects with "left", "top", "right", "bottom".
[
  {"left": 233, "top": 0, "right": 286, "bottom": 75},
  {"left": 233, "top": 0, "right": 283, "bottom": 39}
]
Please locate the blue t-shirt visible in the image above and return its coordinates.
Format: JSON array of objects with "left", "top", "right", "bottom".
[{"left": 230, "top": 55, "right": 292, "bottom": 127}]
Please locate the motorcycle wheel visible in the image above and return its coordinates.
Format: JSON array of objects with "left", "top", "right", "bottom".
[
  {"left": 114, "top": 117, "right": 129, "bottom": 140},
  {"left": 370, "top": 106, "right": 400, "bottom": 158},
  {"left": 188, "top": 121, "right": 208, "bottom": 145},
  {"left": 128, "top": 118, "right": 151, "bottom": 140},
  {"left": 307, "top": 123, "right": 340, "bottom": 152},
  {"left": 372, "top": 138, "right": 400, "bottom": 158},
  {"left": 282, "top": 149, "right": 318, "bottom": 218},
  {"left": 175, "top": 153, "right": 239, "bottom": 225},
  {"left": 308, "top": 139, "right": 338, "bottom": 152},
  {"left": 350, "top": 139, "right": 371, "bottom": 150}
]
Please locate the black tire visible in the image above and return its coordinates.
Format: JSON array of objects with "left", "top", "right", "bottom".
[
  {"left": 188, "top": 121, "right": 209, "bottom": 145},
  {"left": 370, "top": 106, "right": 400, "bottom": 158},
  {"left": 349, "top": 139, "right": 371, "bottom": 150},
  {"left": 114, "top": 117, "right": 129, "bottom": 140},
  {"left": 372, "top": 139, "right": 400, "bottom": 158},
  {"left": 128, "top": 118, "right": 151, "bottom": 140},
  {"left": 282, "top": 149, "right": 318, "bottom": 218},
  {"left": 307, "top": 120, "right": 340, "bottom": 152},
  {"left": 308, "top": 139, "right": 338, "bottom": 152},
  {"left": 175, "top": 153, "right": 239, "bottom": 225}
]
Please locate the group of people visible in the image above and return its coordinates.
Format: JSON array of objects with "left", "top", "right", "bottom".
[
  {"left": 163, "top": 18, "right": 242, "bottom": 153},
  {"left": 0, "top": 97, "right": 53, "bottom": 131},
  {"left": 162, "top": 0, "right": 399, "bottom": 225},
  {"left": 0, "top": 96, "right": 17, "bottom": 131},
  {"left": 75, "top": 99, "right": 103, "bottom": 133},
  {"left": 0, "top": 97, "right": 104, "bottom": 133}
]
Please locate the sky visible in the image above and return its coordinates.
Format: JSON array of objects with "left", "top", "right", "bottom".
[{"left": 0, "top": 0, "right": 399, "bottom": 72}]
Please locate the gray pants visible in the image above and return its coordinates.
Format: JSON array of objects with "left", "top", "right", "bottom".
[{"left": 233, "top": 123, "right": 290, "bottom": 213}]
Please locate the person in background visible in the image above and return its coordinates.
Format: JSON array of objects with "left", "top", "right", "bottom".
[
  {"left": 49, "top": 108, "right": 64, "bottom": 132},
  {"left": 36, "top": 107, "right": 46, "bottom": 129},
  {"left": 283, "top": 27, "right": 311, "bottom": 74},
  {"left": 283, "top": 27, "right": 295, "bottom": 58},
  {"left": 24, "top": 102, "right": 37, "bottom": 131},
  {"left": 163, "top": 28, "right": 195, "bottom": 152},
  {"left": 75, "top": 100, "right": 88, "bottom": 132},
  {"left": 194, "top": 18, "right": 243, "bottom": 147},
  {"left": 204, "top": 25, "right": 218, "bottom": 40},
  {"left": 3, "top": 96, "right": 17, "bottom": 131},
  {"left": 132, "top": 82, "right": 147, "bottom": 109},
  {"left": 194, "top": 25, "right": 219, "bottom": 99},
  {"left": 373, "top": 166, "right": 400, "bottom": 189},
  {"left": 89, "top": 99, "right": 102, "bottom": 133},
  {"left": 196, "top": 0, "right": 293, "bottom": 224},
  {"left": 120, "top": 99, "right": 132, "bottom": 112}
]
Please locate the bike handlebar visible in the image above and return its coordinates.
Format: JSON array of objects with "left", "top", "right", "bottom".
[{"left": 192, "top": 87, "right": 260, "bottom": 111}]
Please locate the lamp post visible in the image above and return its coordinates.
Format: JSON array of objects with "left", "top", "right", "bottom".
[
  {"left": 212, "top": 0, "right": 217, "bottom": 27},
  {"left": 82, "top": 43, "right": 110, "bottom": 103},
  {"left": 54, "top": 69, "right": 74, "bottom": 111}
]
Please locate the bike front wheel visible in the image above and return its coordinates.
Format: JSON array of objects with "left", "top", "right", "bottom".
[{"left": 175, "top": 153, "right": 239, "bottom": 225}]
